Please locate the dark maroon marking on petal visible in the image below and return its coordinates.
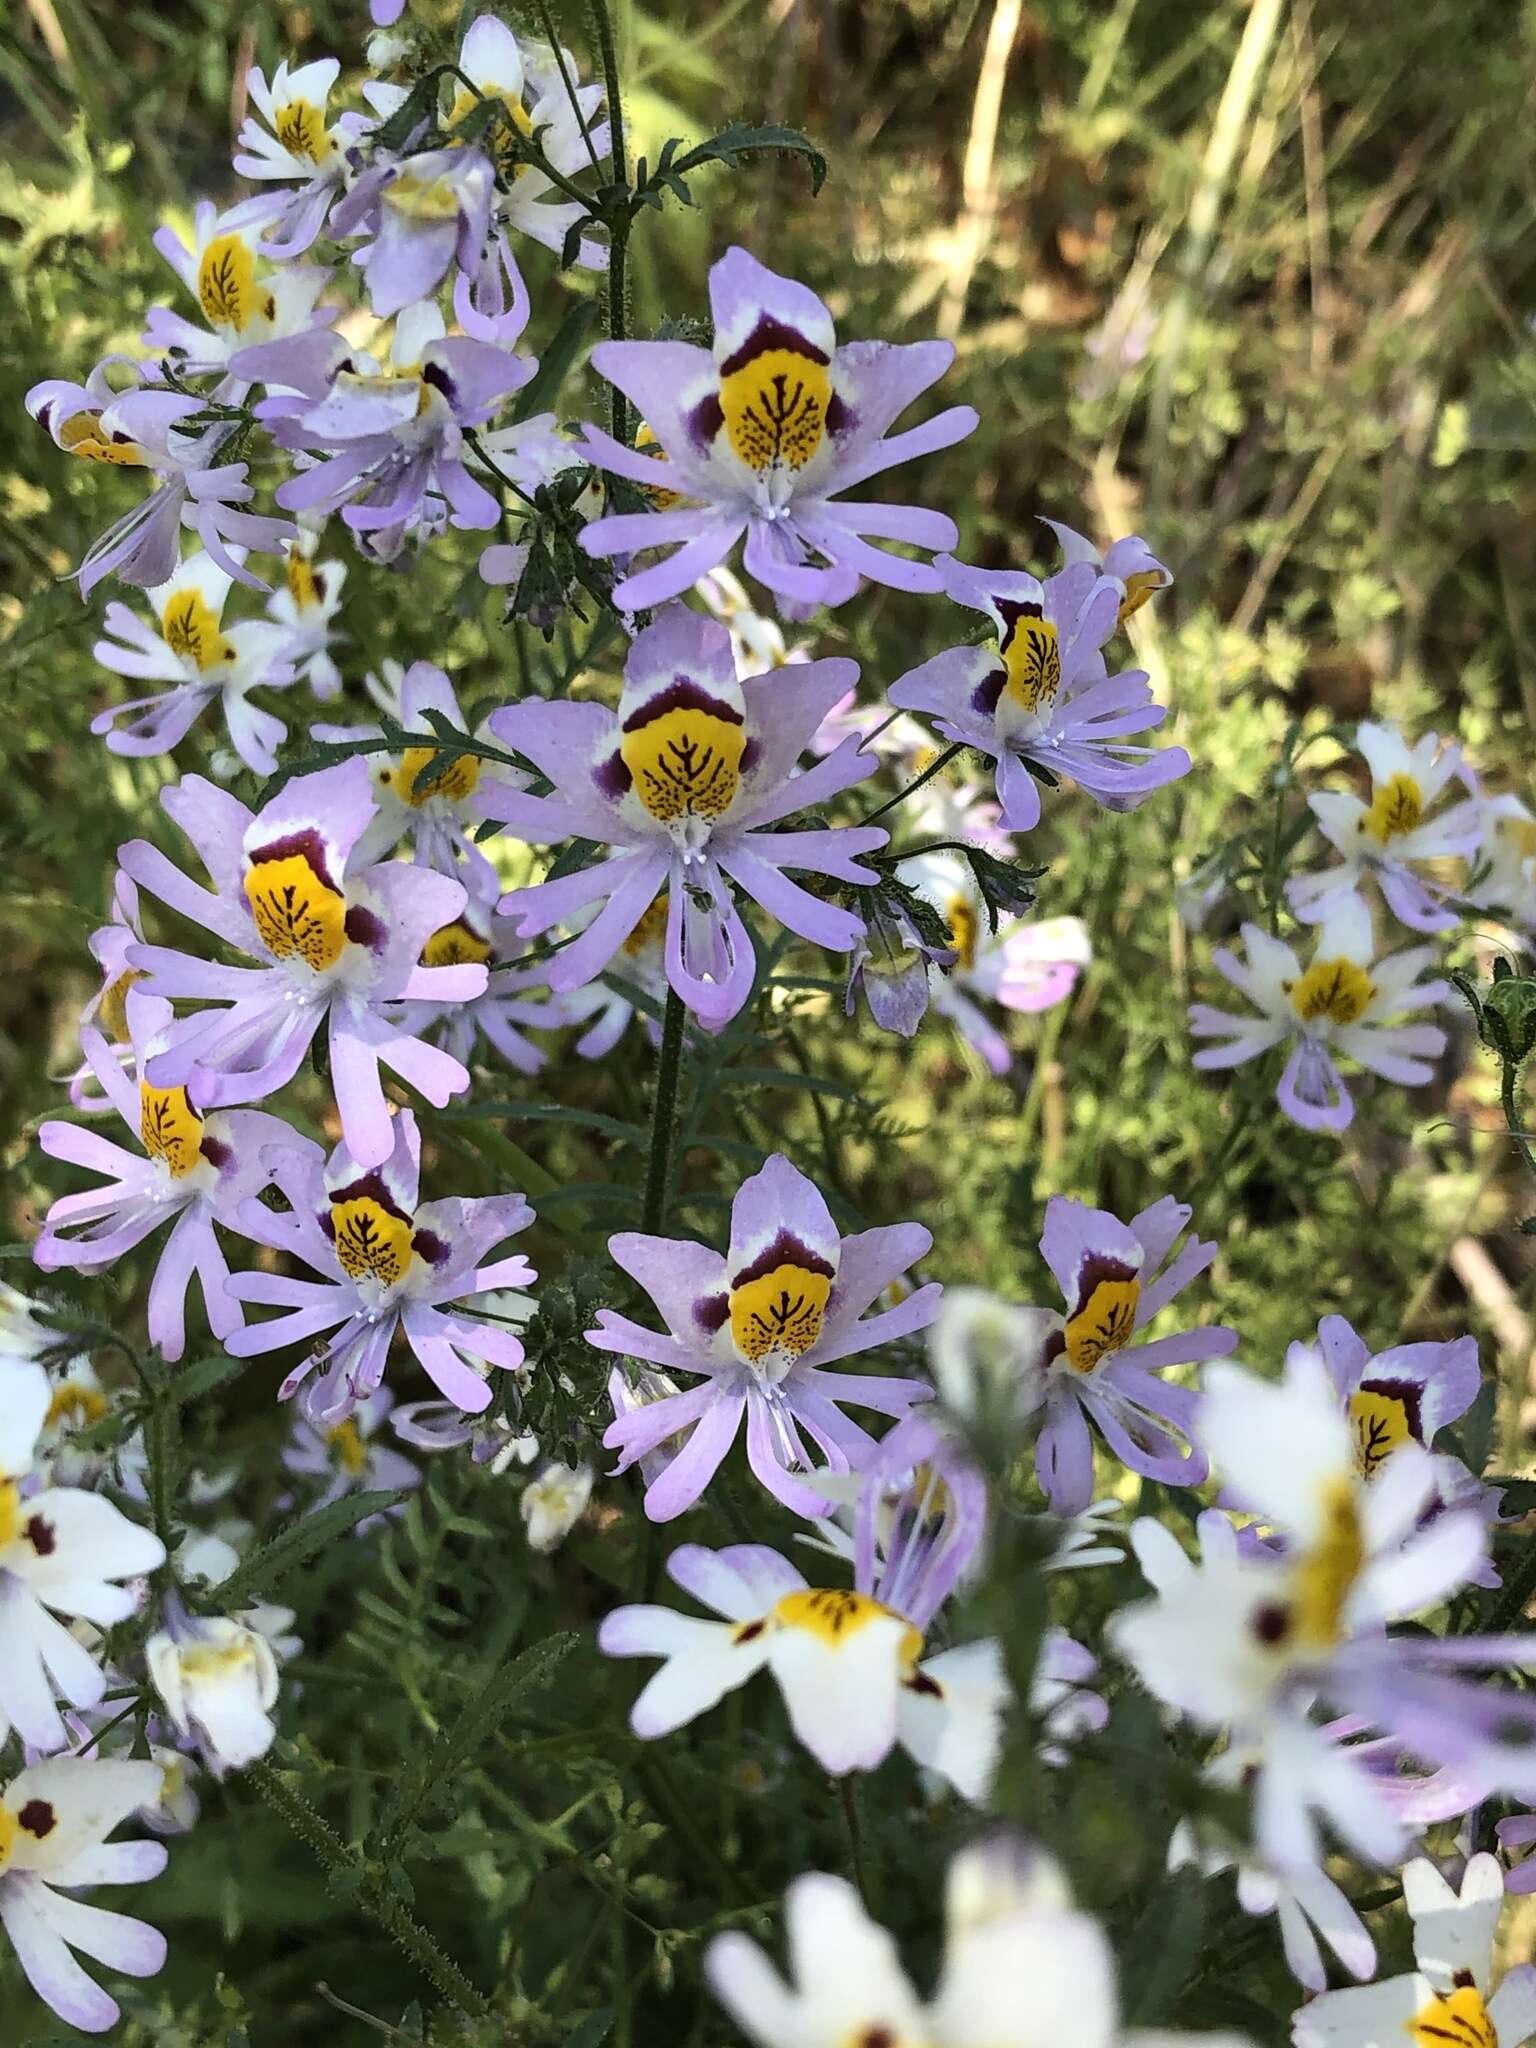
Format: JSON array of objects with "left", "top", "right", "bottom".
[
  {"left": 719, "top": 317, "right": 830, "bottom": 378},
  {"left": 343, "top": 904, "right": 387, "bottom": 951},
  {"left": 995, "top": 597, "right": 1044, "bottom": 646},
  {"left": 1070, "top": 1250, "right": 1139, "bottom": 1318},
  {"left": 328, "top": 1170, "right": 411, "bottom": 1222},
  {"left": 970, "top": 665, "right": 1007, "bottom": 718},
  {"left": 245, "top": 826, "right": 341, "bottom": 895},
  {"left": 687, "top": 393, "right": 724, "bottom": 449},
  {"left": 421, "top": 360, "right": 455, "bottom": 402},
  {"left": 17, "top": 1799, "right": 56, "bottom": 1839},
  {"left": 593, "top": 749, "right": 632, "bottom": 800},
  {"left": 825, "top": 391, "right": 853, "bottom": 437},
  {"left": 35, "top": 401, "right": 56, "bottom": 433},
  {"left": 1357, "top": 1376, "right": 1425, "bottom": 1442},
  {"left": 411, "top": 1227, "right": 450, "bottom": 1265},
  {"left": 730, "top": 1229, "right": 836, "bottom": 1290},
  {"left": 200, "top": 1134, "right": 232, "bottom": 1170},
  {"left": 24, "top": 1515, "right": 57, "bottom": 1557},
  {"left": 695, "top": 1293, "right": 730, "bottom": 1333},
  {"left": 1040, "top": 1327, "right": 1066, "bottom": 1370},
  {"left": 739, "top": 737, "right": 762, "bottom": 777},
  {"left": 1252, "top": 1603, "right": 1292, "bottom": 1645},
  {"left": 621, "top": 679, "right": 745, "bottom": 734},
  {"left": 733, "top": 1618, "right": 767, "bottom": 1643},
  {"left": 904, "top": 1670, "right": 943, "bottom": 1698}
]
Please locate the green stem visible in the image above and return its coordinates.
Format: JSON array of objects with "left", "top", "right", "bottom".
[
  {"left": 534, "top": 0, "right": 604, "bottom": 173},
  {"left": 587, "top": 0, "right": 632, "bottom": 446},
  {"left": 837, "top": 1776, "right": 871, "bottom": 1906},
  {"left": 860, "top": 741, "right": 965, "bottom": 825},
  {"left": 642, "top": 989, "right": 687, "bottom": 1231},
  {"left": 1500, "top": 1058, "right": 1536, "bottom": 1183}
]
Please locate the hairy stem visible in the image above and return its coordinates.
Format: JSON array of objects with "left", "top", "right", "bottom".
[
  {"left": 861, "top": 740, "right": 966, "bottom": 825},
  {"left": 642, "top": 988, "right": 687, "bottom": 1232}
]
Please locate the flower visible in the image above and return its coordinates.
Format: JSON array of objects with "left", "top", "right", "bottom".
[
  {"left": 392, "top": 900, "right": 560, "bottom": 1076},
  {"left": 1310, "top": 1313, "right": 1481, "bottom": 1485},
  {"left": 146, "top": 1608, "right": 281, "bottom": 1777},
  {"left": 494, "top": 609, "right": 888, "bottom": 1025},
  {"left": 706, "top": 1835, "right": 1253, "bottom": 2048},
  {"left": 223, "top": 1107, "right": 536, "bottom": 1424},
  {"left": 843, "top": 887, "right": 951, "bottom": 1040},
  {"left": 33, "top": 996, "right": 293, "bottom": 1362},
  {"left": 592, "top": 1152, "right": 936, "bottom": 1519},
  {"left": 310, "top": 658, "right": 530, "bottom": 895},
  {"left": 0, "top": 1756, "right": 168, "bottom": 2034},
  {"left": 1040, "top": 517, "right": 1173, "bottom": 624},
  {"left": 0, "top": 1357, "right": 165, "bottom": 1752},
  {"left": 282, "top": 1385, "right": 422, "bottom": 1522},
  {"left": 91, "top": 549, "right": 294, "bottom": 773},
  {"left": 143, "top": 198, "right": 329, "bottom": 386},
  {"left": 521, "top": 1459, "right": 593, "bottom": 1553},
  {"left": 1028, "top": 1193, "right": 1235, "bottom": 1515},
  {"left": 265, "top": 530, "right": 348, "bottom": 699},
  {"left": 235, "top": 301, "right": 535, "bottom": 563},
  {"left": 1287, "top": 723, "right": 1481, "bottom": 934},
  {"left": 1463, "top": 784, "right": 1536, "bottom": 933},
  {"left": 233, "top": 58, "right": 351, "bottom": 257},
  {"left": 1109, "top": 1352, "right": 1536, "bottom": 1871},
  {"left": 925, "top": 1286, "right": 1054, "bottom": 1431},
  {"left": 695, "top": 564, "right": 811, "bottom": 676},
  {"left": 120, "top": 760, "right": 489, "bottom": 1168},
  {"left": 329, "top": 120, "right": 496, "bottom": 320},
  {"left": 1, "top": 1283, "right": 65, "bottom": 1366},
  {"left": 1189, "top": 898, "right": 1448, "bottom": 1133},
  {"left": 1293, "top": 1854, "right": 1536, "bottom": 2048},
  {"left": 888, "top": 552, "right": 1190, "bottom": 834},
  {"left": 578, "top": 245, "right": 977, "bottom": 612}
]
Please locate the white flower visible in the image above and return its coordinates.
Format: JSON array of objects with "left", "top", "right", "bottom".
[
  {"left": 0, "top": 1358, "right": 165, "bottom": 1751},
  {"left": 0, "top": 1756, "right": 168, "bottom": 2034},
  {"left": 1294, "top": 1854, "right": 1536, "bottom": 2048},
  {"left": 0, "top": 1282, "right": 61, "bottom": 1364},
  {"left": 926, "top": 1285, "right": 1052, "bottom": 1428},
  {"left": 265, "top": 530, "right": 347, "bottom": 699},
  {"left": 146, "top": 1605, "right": 281, "bottom": 1777},
  {"left": 521, "top": 1460, "right": 593, "bottom": 1553}
]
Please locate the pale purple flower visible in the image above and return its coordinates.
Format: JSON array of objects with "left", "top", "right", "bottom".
[
  {"left": 328, "top": 102, "right": 496, "bottom": 320},
  {"left": 1039, "top": 516, "right": 1173, "bottom": 624},
  {"left": 1498, "top": 1813, "right": 1536, "bottom": 1893},
  {"left": 234, "top": 302, "right": 534, "bottom": 563},
  {"left": 91, "top": 549, "right": 294, "bottom": 773},
  {"left": 281, "top": 1385, "right": 421, "bottom": 1525},
  {"left": 889, "top": 553, "right": 1190, "bottom": 835},
  {"left": 371, "top": 0, "right": 405, "bottom": 21},
  {"left": 1287, "top": 723, "right": 1481, "bottom": 934},
  {"left": 33, "top": 997, "right": 292, "bottom": 1363},
  {"left": 592, "top": 1152, "right": 936, "bottom": 1521},
  {"left": 843, "top": 892, "right": 952, "bottom": 1042},
  {"left": 390, "top": 902, "right": 560, "bottom": 1076},
  {"left": 310, "top": 658, "right": 530, "bottom": 895},
  {"left": 1189, "top": 897, "right": 1448, "bottom": 1133},
  {"left": 1031, "top": 1193, "right": 1236, "bottom": 1515},
  {"left": 493, "top": 609, "right": 887, "bottom": 1025},
  {"left": 224, "top": 1108, "right": 536, "bottom": 1424},
  {"left": 119, "top": 760, "right": 488, "bottom": 1168},
  {"left": 549, "top": 894, "right": 673, "bottom": 1058},
  {"left": 232, "top": 58, "right": 351, "bottom": 258},
  {"left": 143, "top": 199, "right": 330, "bottom": 389},
  {"left": 67, "top": 871, "right": 149, "bottom": 1110},
  {"left": 578, "top": 245, "right": 977, "bottom": 612}
]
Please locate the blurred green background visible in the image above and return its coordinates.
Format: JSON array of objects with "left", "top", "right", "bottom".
[{"left": 3, "top": 0, "right": 1536, "bottom": 2040}]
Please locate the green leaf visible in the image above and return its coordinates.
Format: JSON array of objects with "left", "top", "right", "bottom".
[
  {"left": 961, "top": 844, "right": 1043, "bottom": 930},
  {"left": 203, "top": 1492, "right": 408, "bottom": 1609},
  {"left": 513, "top": 299, "right": 597, "bottom": 424},
  {"left": 166, "top": 1353, "right": 244, "bottom": 1406},
  {"left": 637, "top": 122, "right": 828, "bottom": 211},
  {"left": 1120, "top": 1866, "right": 1207, "bottom": 2024}
]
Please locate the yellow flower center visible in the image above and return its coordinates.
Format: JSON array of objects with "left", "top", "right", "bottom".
[
  {"left": 622, "top": 894, "right": 670, "bottom": 957},
  {"left": 1362, "top": 772, "right": 1424, "bottom": 845},
  {"left": 1502, "top": 816, "right": 1536, "bottom": 861},
  {"left": 330, "top": 1195, "right": 414, "bottom": 1288},
  {"left": 1348, "top": 1386, "right": 1416, "bottom": 1479},
  {"left": 946, "top": 894, "right": 978, "bottom": 973},
  {"left": 1117, "top": 568, "right": 1165, "bottom": 625},
  {"left": 1064, "top": 1275, "right": 1141, "bottom": 1374},
  {"left": 635, "top": 422, "right": 682, "bottom": 509},
  {"left": 0, "top": 1805, "right": 16, "bottom": 1873},
  {"left": 389, "top": 745, "right": 481, "bottom": 808},
  {"left": 181, "top": 1638, "right": 257, "bottom": 1681},
  {"left": 161, "top": 587, "right": 235, "bottom": 672},
  {"left": 46, "top": 1383, "right": 110, "bottom": 1431},
  {"left": 1000, "top": 609, "right": 1062, "bottom": 715},
  {"left": 719, "top": 345, "right": 831, "bottom": 473},
  {"left": 620, "top": 702, "right": 744, "bottom": 828},
  {"left": 1291, "top": 957, "right": 1374, "bottom": 1026},
  {"left": 198, "top": 232, "right": 276, "bottom": 333},
  {"left": 768, "top": 1588, "right": 924, "bottom": 1670},
  {"left": 448, "top": 85, "right": 533, "bottom": 179},
  {"left": 274, "top": 97, "right": 333, "bottom": 164},
  {"left": 244, "top": 852, "right": 348, "bottom": 970},
  {"left": 140, "top": 1083, "right": 205, "bottom": 1178},
  {"left": 1291, "top": 1478, "right": 1364, "bottom": 1649},
  {"left": 384, "top": 171, "right": 464, "bottom": 222},
  {"left": 57, "top": 411, "right": 146, "bottom": 466},
  {"left": 1410, "top": 1983, "right": 1498, "bottom": 2048},
  {"left": 98, "top": 969, "right": 144, "bottom": 1043},
  {"left": 285, "top": 548, "right": 322, "bottom": 610},
  {"left": 421, "top": 918, "right": 493, "bottom": 969},
  {"left": 0, "top": 1480, "right": 20, "bottom": 1550},
  {"left": 328, "top": 1419, "right": 369, "bottom": 1476},
  {"left": 729, "top": 1262, "right": 832, "bottom": 1369}
]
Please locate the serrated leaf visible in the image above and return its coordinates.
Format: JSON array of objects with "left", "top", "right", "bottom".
[
  {"left": 659, "top": 121, "right": 828, "bottom": 198},
  {"left": 204, "top": 1491, "right": 406, "bottom": 1609}
]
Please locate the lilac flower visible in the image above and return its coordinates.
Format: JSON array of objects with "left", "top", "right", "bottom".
[
  {"left": 371, "top": 0, "right": 405, "bottom": 20},
  {"left": 282, "top": 1385, "right": 421, "bottom": 1524},
  {"left": 889, "top": 554, "right": 1190, "bottom": 834},
  {"left": 33, "top": 997, "right": 292, "bottom": 1362},
  {"left": 1189, "top": 898, "right": 1448, "bottom": 1133},
  {"left": 91, "top": 550, "right": 294, "bottom": 773},
  {"left": 265, "top": 531, "right": 347, "bottom": 698},
  {"left": 578, "top": 246, "right": 977, "bottom": 611},
  {"left": 328, "top": 107, "right": 497, "bottom": 321},
  {"left": 591, "top": 1152, "right": 936, "bottom": 1520},
  {"left": 1030, "top": 1193, "right": 1236, "bottom": 1515},
  {"left": 143, "top": 200, "right": 329, "bottom": 388},
  {"left": 551, "top": 895, "right": 673, "bottom": 1058},
  {"left": 494, "top": 609, "right": 887, "bottom": 1025},
  {"left": 1040, "top": 517, "right": 1173, "bottom": 625},
  {"left": 310, "top": 658, "right": 529, "bottom": 894},
  {"left": 391, "top": 901, "right": 561, "bottom": 1076},
  {"left": 225, "top": 1108, "right": 536, "bottom": 1424},
  {"left": 1286, "top": 723, "right": 1481, "bottom": 933},
  {"left": 67, "top": 872, "right": 149, "bottom": 1110},
  {"left": 234, "top": 302, "right": 534, "bottom": 563},
  {"left": 119, "top": 760, "right": 488, "bottom": 1168},
  {"left": 233, "top": 59, "right": 351, "bottom": 257},
  {"left": 27, "top": 376, "right": 294, "bottom": 597},
  {"left": 844, "top": 891, "right": 952, "bottom": 1042}
]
